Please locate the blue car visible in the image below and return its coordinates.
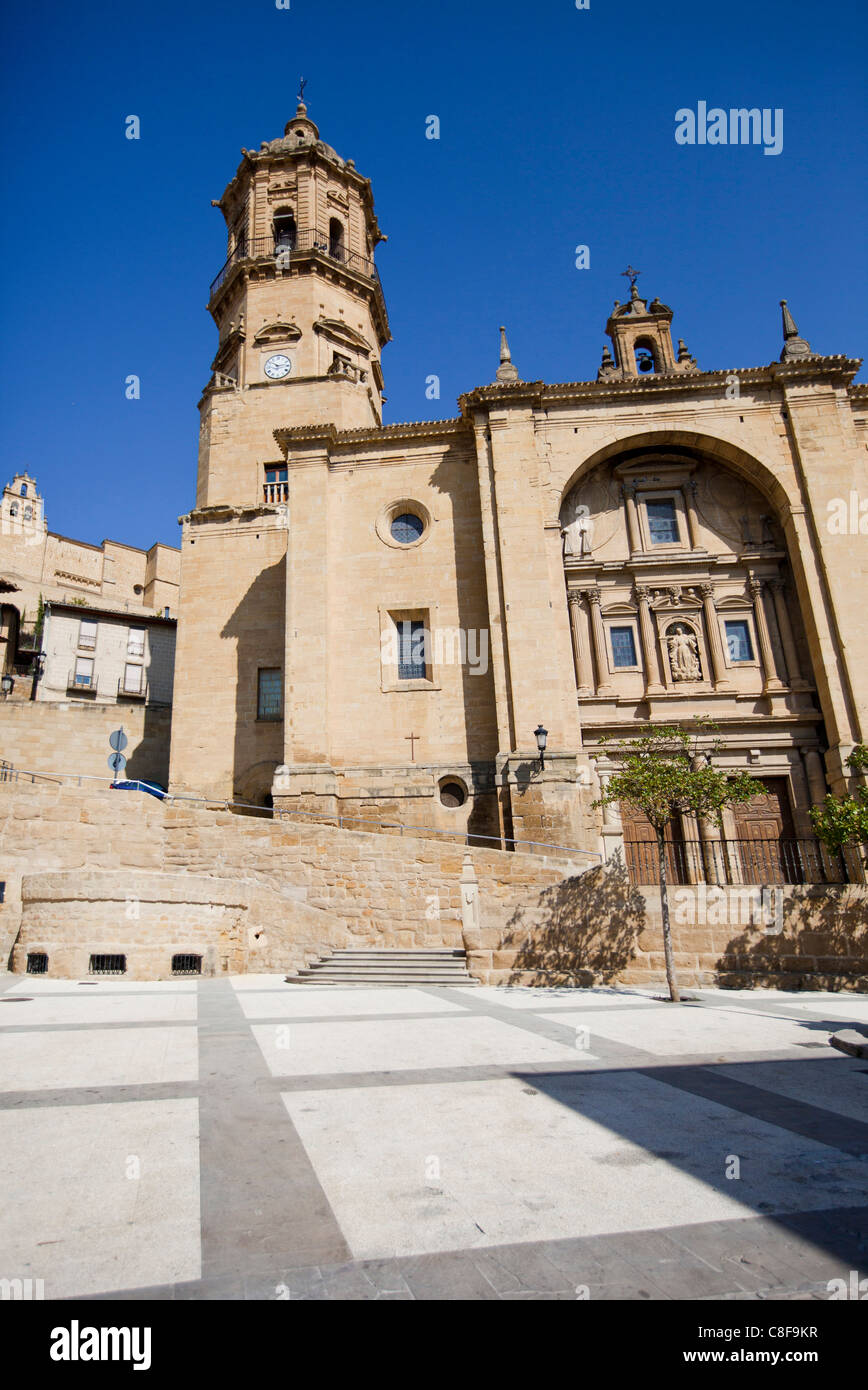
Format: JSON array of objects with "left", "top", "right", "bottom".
[{"left": 110, "top": 780, "right": 167, "bottom": 801}]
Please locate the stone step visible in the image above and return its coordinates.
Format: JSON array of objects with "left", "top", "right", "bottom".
[
  {"left": 286, "top": 946, "right": 479, "bottom": 987},
  {"left": 287, "top": 975, "right": 479, "bottom": 987},
  {"left": 331, "top": 945, "right": 467, "bottom": 956},
  {"left": 294, "top": 966, "right": 477, "bottom": 978}
]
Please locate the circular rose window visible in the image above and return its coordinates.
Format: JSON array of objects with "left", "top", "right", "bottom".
[
  {"left": 376, "top": 499, "right": 431, "bottom": 549},
  {"left": 390, "top": 513, "right": 425, "bottom": 545}
]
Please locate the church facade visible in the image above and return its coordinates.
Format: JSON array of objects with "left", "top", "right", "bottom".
[{"left": 168, "top": 100, "right": 868, "bottom": 873}]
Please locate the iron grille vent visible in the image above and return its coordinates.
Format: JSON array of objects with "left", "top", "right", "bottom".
[
  {"left": 89, "top": 954, "right": 126, "bottom": 975},
  {"left": 26, "top": 953, "right": 48, "bottom": 974},
  {"left": 172, "top": 954, "right": 202, "bottom": 976}
]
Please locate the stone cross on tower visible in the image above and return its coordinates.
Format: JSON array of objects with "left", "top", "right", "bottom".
[
  {"left": 621, "top": 265, "right": 642, "bottom": 289},
  {"left": 297, "top": 76, "right": 308, "bottom": 105}
]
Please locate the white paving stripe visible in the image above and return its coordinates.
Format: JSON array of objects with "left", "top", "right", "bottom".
[
  {"left": 0, "top": 1099, "right": 201, "bottom": 1298},
  {"left": 4, "top": 979, "right": 197, "bottom": 994},
  {"left": 254, "top": 1014, "right": 593, "bottom": 1076},
  {"left": 0, "top": 993, "right": 197, "bottom": 1027},
  {"left": 283, "top": 1071, "right": 868, "bottom": 1260},
  {"left": 0, "top": 1026, "right": 199, "bottom": 1091},
  {"left": 239, "top": 986, "right": 467, "bottom": 1019},
  {"left": 472, "top": 986, "right": 655, "bottom": 1011},
  {"left": 559, "top": 1004, "right": 816, "bottom": 1058}
]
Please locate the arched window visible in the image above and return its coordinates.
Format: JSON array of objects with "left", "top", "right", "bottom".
[
  {"left": 23, "top": 506, "right": 32, "bottom": 520},
  {"left": 634, "top": 339, "right": 659, "bottom": 374},
  {"left": 273, "top": 210, "right": 296, "bottom": 251},
  {"left": 328, "top": 218, "right": 345, "bottom": 261},
  {"left": 9, "top": 503, "right": 17, "bottom": 517},
  {"left": 19, "top": 483, "right": 27, "bottom": 496}
]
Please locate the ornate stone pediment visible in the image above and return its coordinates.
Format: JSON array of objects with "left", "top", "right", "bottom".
[
  {"left": 313, "top": 317, "right": 372, "bottom": 353},
  {"left": 253, "top": 320, "right": 303, "bottom": 345},
  {"left": 649, "top": 584, "right": 702, "bottom": 609}
]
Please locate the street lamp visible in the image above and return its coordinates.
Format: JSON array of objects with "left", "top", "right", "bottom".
[
  {"left": 534, "top": 723, "right": 548, "bottom": 769},
  {"left": 1, "top": 673, "right": 14, "bottom": 698},
  {"left": 29, "top": 651, "right": 46, "bottom": 702}
]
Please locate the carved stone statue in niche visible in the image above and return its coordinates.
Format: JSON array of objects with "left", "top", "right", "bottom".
[
  {"left": 562, "top": 498, "right": 594, "bottom": 556},
  {"left": 666, "top": 622, "right": 702, "bottom": 681}
]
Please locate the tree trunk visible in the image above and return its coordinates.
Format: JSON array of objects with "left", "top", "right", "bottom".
[{"left": 658, "top": 828, "right": 681, "bottom": 1002}]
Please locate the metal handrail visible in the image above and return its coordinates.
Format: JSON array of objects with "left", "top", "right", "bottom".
[
  {"left": 67, "top": 670, "right": 97, "bottom": 694},
  {"left": 210, "top": 228, "right": 379, "bottom": 297},
  {"left": 117, "top": 676, "right": 147, "bottom": 699},
  {"left": 624, "top": 835, "right": 851, "bottom": 886},
  {"left": 0, "top": 762, "right": 601, "bottom": 861}
]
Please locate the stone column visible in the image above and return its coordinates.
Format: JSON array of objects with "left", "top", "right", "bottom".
[
  {"left": 684, "top": 480, "right": 702, "bottom": 550},
  {"left": 802, "top": 747, "right": 828, "bottom": 807},
  {"left": 634, "top": 584, "right": 665, "bottom": 694},
  {"left": 749, "top": 576, "right": 785, "bottom": 692},
  {"left": 770, "top": 580, "right": 808, "bottom": 689},
  {"left": 622, "top": 484, "right": 640, "bottom": 554},
  {"left": 597, "top": 768, "right": 625, "bottom": 864},
  {"left": 567, "top": 592, "right": 593, "bottom": 695},
  {"left": 699, "top": 583, "right": 732, "bottom": 690},
  {"left": 583, "top": 589, "right": 613, "bottom": 693}
]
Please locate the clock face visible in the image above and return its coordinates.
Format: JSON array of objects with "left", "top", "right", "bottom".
[{"left": 264, "top": 353, "right": 292, "bottom": 380}]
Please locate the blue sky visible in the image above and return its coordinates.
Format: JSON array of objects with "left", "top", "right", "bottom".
[{"left": 1, "top": 0, "right": 865, "bottom": 551}]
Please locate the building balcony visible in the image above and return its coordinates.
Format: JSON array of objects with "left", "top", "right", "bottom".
[
  {"left": 210, "top": 228, "right": 379, "bottom": 300},
  {"left": 117, "top": 676, "right": 147, "bottom": 701},
  {"left": 263, "top": 481, "right": 288, "bottom": 504},
  {"left": 68, "top": 670, "right": 98, "bottom": 695}
]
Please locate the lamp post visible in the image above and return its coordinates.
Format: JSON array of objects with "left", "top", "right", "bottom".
[
  {"left": 534, "top": 724, "right": 548, "bottom": 770},
  {"left": 30, "top": 651, "right": 46, "bottom": 702}
]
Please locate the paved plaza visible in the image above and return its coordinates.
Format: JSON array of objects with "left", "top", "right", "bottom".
[{"left": 1, "top": 973, "right": 867, "bottom": 1301}]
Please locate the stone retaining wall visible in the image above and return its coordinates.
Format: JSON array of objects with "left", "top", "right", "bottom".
[
  {"left": 465, "top": 857, "right": 868, "bottom": 991},
  {"left": 2, "top": 781, "right": 865, "bottom": 989}
]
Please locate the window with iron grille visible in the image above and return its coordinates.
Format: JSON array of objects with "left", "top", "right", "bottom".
[
  {"left": 646, "top": 498, "right": 679, "bottom": 545},
  {"left": 172, "top": 954, "right": 202, "bottom": 976},
  {"left": 397, "top": 620, "right": 427, "bottom": 680},
  {"left": 89, "top": 953, "right": 126, "bottom": 975},
  {"left": 390, "top": 513, "right": 424, "bottom": 545},
  {"left": 27, "top": 952, "right": 48, "bottom": 975},
  {"left": 257, "top": 668, "right": 282, "bottom": 720},
  {"left": 74, "top": 656, "right": 94, "bottom": 687}
]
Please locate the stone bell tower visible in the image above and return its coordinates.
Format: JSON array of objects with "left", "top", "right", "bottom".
[
  {"left": 197, "top": 94, "right": 390, "bottom": 509},
  {"left": 597, "top": 270, "right": 698, "bottom": 380},
  {"left": 170, "top": 97, "right": 391, "bottom": 803}
]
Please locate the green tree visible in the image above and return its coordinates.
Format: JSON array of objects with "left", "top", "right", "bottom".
[
  {"left": 810, "top": 745, "right": 868, "bottom": 869},
  {"left": 593, "top": 723, "right": 764, "bottom": 1003}
]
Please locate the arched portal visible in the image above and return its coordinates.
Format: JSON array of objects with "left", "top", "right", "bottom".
[{"left": 558, "top": 436, "right": 832, "bottom": 884}]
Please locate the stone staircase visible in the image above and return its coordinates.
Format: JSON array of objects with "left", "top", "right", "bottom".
[{"left": 285, "top": 947, "right": 480, "bottom": 987}]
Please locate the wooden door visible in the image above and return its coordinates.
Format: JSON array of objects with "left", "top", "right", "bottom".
[
  {"left": 621, "top": 803, "right": 691, "bottom": 884},
  {"left": 731, "top": 777, "right": 799, "bottom": 883}
]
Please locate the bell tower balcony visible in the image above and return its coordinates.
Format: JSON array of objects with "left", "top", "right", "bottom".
[{"left": 210, "top": 228, "right": 383, "bottom": 305}]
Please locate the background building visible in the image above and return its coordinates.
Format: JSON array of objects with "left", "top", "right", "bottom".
[{"left": 0, "top": 470, "right": 180, "bottom": 682}]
